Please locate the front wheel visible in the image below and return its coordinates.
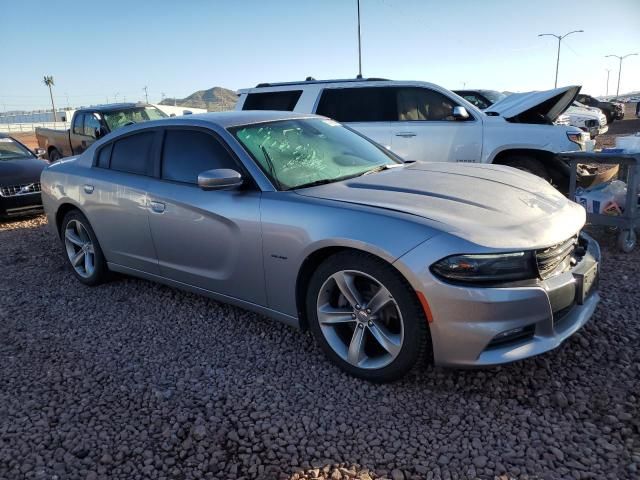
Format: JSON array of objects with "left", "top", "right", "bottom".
[
  {"left": 501, "top": 155, "right": 550, "bottom": 181},
  {"left": 306, "top": 251, "right": 430, "bottom": 382}
]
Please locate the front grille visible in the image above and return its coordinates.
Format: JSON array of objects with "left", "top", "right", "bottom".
[
  {"left": 536, "top": 235, "right": 578, "bottom": 279},
  {"left": 0, "top": 182, "right": 41, "bottom": 197}
]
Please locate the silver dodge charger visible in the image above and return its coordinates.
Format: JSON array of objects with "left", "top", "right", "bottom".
[{"left": 41, "top": 111, "right": 600, "bottom": 382}]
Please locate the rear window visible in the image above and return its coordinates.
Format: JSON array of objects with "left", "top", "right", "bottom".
[
  {"left": 242, "top": 91, "right": 302, "bottom": 111},
  {"left": 315, "top": 87, "right": 395, "bottom": 122},
  {"left": 110, "top": 131, "right": 155, "bottom": 175}
]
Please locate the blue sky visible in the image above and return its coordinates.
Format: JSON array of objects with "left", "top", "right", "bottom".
[{"left": 2, "top": 0, "right": 639, "bottom": 111}]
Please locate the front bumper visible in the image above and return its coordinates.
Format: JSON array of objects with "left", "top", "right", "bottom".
[
  {"left": 397, "top": 233, "right": 601, "bottom": 367},
  {"left": 0, "top": 193, "right": 43, "bottom": 219}
]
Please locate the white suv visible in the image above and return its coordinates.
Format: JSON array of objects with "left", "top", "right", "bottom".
[{"left": 236, "top": 78, "right": 588, "bottom": 182}]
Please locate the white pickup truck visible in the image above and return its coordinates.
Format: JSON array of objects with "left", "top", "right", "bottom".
[{"left": 236, "top": 79, "right": 588, "bottom": 184}]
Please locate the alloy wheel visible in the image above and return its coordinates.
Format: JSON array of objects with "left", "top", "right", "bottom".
[
  {"left": 316, "top": 270, "right": 404, "bottom": 369},
  {"left": 64, "top": 219, "right": 96, "bottom": 278}
]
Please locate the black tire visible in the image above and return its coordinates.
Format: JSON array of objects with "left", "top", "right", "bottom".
[
  {"left": 501, "top": 155, "right": 551, "bottom": 182},
  {"left": 60, "top": 210, "right": 109, "bottom": 286},
  {"left": 48, "top": 148, "right": 61, "bottom": 163},
  {"left": 306, "top": 250, "right": 431, "bottom": 382}
]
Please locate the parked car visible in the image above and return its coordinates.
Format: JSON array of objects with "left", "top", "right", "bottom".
[
  {"left": 453, "top": 89, "right": 507, "bottom": 110},
  {"left": 576, "top": 93, "right": 623, "bottom": 122},
  {"left": 236, "top": 79, "right": 589, "bottom": 184},
  {"left": 41, "top": 111, "right": 600, "bottom": 382},
  {"left": 565, "top": 101, "right": 608, "bottom": 138},
  {"left": 0, "top": 133, "right": 48, "bottom": 219},
  {"left": 36, "top": 103, "right": 167, "bottom": 162}
]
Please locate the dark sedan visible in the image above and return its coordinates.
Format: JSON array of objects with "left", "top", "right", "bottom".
[{"left": 0, "top": 134, "right": 48, "bottom": 219}]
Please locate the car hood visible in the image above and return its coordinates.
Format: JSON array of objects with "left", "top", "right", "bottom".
[
  {"left": 487, "top": 85, "right": 581, "bottom": 122},
  {"left": 0, "top": 157, "right": 48, "bottom": 186},
  {"left": 295, "top": 163, "right": 585, "bottom": 250}
]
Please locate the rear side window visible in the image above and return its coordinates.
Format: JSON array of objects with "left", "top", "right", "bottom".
[
  {"left": 72, "top": 114, "right": 85, "bottom": 135},
  {"left": 243, "top": 91, "right": 302, "bottom": 111},
  {"left": 110, "top": 131, "right": 155, "bottom": 175},
  {"left": 161, "top": 129, "right": 237, "bottom": 184},
  {"left": 315, "top": 87, "right": 395, "bottom": 122},
  {"left": 96, "top": 143, "right": 112, "bottom": 168}
]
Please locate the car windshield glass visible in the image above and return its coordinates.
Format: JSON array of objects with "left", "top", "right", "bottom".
[
  {"left": 230, "top": 118, "right": 400, "bottom": 190},
  {"left": 481, "top": 90, "right": 507, "bottom": 104},
  {"left": 0, "top": 137, "right": 34, "bottom": 161},
  {"left": 103, "top": 107, "right": 168, "bottom": 131}
]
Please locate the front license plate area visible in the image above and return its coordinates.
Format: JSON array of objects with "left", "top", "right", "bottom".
[{"left": 575, "top": 262, "right": 598, "bottom": 305}]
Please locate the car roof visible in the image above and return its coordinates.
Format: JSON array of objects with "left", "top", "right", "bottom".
[
  {"left": 123, "top": 110, "right": 320, "bottom": 129},
  {"left": 78, "top": 103, "right": 154, "bottom": 112}
]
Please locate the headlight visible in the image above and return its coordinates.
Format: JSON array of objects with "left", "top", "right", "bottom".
[{"left": 431, "top": 252, "right": 536, "bottom": 283}]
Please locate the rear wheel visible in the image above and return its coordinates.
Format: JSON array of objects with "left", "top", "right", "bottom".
[
  {"left": 306, "top": 251, "right": 430, "bottom": 382},
  {"left": 61, "top": 210, "right": 109, "bottom": 286},
  {"left": 48, "top": 148, "right": 61, "bottom": 163}
]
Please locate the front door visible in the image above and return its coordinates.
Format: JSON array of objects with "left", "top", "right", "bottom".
[
  {"left": 145, "top": 127, "right": 266, "bottom": 305},
  {"left": 389, "top": 87, "right": 483, "bottom": 163}
]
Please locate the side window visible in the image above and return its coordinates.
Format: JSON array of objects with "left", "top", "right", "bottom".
[
  {"left": 395, "top": 88, "right": 458, "bottom": 121},
  {"left": 315, "top": 87, "right": 395, "bottom": 122},
  {"left": 243, "top": 91, "right": 302, "bottom": 111},
  {"left": 110, "top": 131, "right": 156, "bottom": 175},
  {"left": 161, "top": 129, "right": 237, "bottom": 184},
  {"left": 461, "top": 94, "right": 489, "bottom": 110},
  {"left": 84, "top": 113, "right": 101, "bottom": 139},
  {"left": 72, "top": 114, "right": 85, "bottom": 135},
  {"left": 96, "top": 143, "right": 112, "bottom": 169}
]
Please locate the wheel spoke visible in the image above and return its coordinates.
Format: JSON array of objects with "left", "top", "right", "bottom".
[
  {"left": 318, "top": 304, "right": 355, "bottom": 325},
  {"left": 65, "top": 229, "right": 84, "bottom": 247},
  {"left": 84, "top": 251, "right": 93, "bottom": 273},
  {"left": 368, "top": 321, "right": 401, "bottom": 357},
  {"left": 76, "top": 223, "right": 89, "bottom": 243},
  {"left": 71, "top": 250, "right": 85, "bottom": 267},
  {"left": 347, "top": 325, "right": 366, "bottom": 365},
  {"left": 332, "top": 271, "right": 363, "bottom": 308},
  {"left": 366, "top": 285, "right": 393, "bottom": 315}
]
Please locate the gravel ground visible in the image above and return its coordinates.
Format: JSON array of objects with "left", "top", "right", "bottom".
[{"left": 0, "top": 216, "right": 638, "bottom": 480}]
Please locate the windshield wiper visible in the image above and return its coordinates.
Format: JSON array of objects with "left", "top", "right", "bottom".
[
  {"left": 361, "top": 163, "right": 404, "bottom": 176},
  {"left": 289, "top": 178, "right": 340, "bottom": 190},
  {"left": 260, "top": 145, "right": 283, "bottom": 190}
]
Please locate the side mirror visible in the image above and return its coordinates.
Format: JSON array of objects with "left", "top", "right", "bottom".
[
  {"left": 452, "top": 106, "right": 470, "bottom": 120},
  {"left": 96, "top": 127, "right": 108, "bottom": 139},
  {"left": 197, "top": 168, "right": 243, "bottom": 191},
  {"left": 34, "top": 147, "right": 46, "bottom": 159}
]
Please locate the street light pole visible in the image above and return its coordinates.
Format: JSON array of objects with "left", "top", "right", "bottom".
[
  {"left": 538, "top": 30, "right": 584, "bottom": 88},
  {"left": 605, "top": 69, "right": 610, "bottom": 97},
  {"left": 605, "top": 53, "right": 638, "bottom": 97},
  {"left": 356, "top": 0, "right": 362, "bottom": 79}
]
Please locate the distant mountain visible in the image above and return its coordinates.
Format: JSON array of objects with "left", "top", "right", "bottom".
[{"left": 160, "top": 87, "right": 237, "bottom": 112}]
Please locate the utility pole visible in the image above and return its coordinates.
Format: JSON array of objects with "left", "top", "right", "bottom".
[
  {"left": 143, "top": 86, "right": 149, "bottom": 103},
  {"left": 161, "top": 92, "right": 166, "bottom": 102},
  {"left": 605, "top": 53, "right": 638, "bottom": 97},
  {"left": 114, "top": 92, "right": 119, "bottom": 103},
  {"left": 538, "top": 30, "right": 584, "bottom": 88},
  {"left": 356, "top": 0, "right": 362, "bottom": 79},
  {"left": 605, "top": 69, "right": 610, "bottom": 97}
]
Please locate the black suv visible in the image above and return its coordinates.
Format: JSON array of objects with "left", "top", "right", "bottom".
[{"left": 576, "top": 94, "right": 623, "bottom": 123}]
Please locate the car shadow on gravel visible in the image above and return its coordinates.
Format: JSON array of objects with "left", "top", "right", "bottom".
[{"left": 1, "top": 215, "right": 638, "bottom": 480}]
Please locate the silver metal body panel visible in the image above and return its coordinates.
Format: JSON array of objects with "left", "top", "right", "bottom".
[{"left": 40, "top": 111, "right": 599, "bottom": 367}]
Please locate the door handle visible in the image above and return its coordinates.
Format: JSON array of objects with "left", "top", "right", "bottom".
[
  {"left": 83, "top": 184, "right": 94, "bottom": 194},
  {"left": 149, "top": 201, "right": 166, "bottom": 213},
  {"left": 395, "top": 132, "right": 416, "bottom": 138},
  {"left": 81, "top": 140, "right": 87, "bottom": 147}
]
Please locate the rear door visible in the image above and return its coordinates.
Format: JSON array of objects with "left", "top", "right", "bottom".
[
  {"left": 84, "top": 129, "right": 160, "bottom": 274},
  {"left": 314, "top": 87, "right": 393, "bottom": 150},
  {"left": 145, "top": 127, "right": 265, "bottom": 305},
  {"left": 389, "top": 87, "right": 483, "bottom": 163},
  {"left": 70, "top": 113, "right": 85, "bottom": 155}
]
